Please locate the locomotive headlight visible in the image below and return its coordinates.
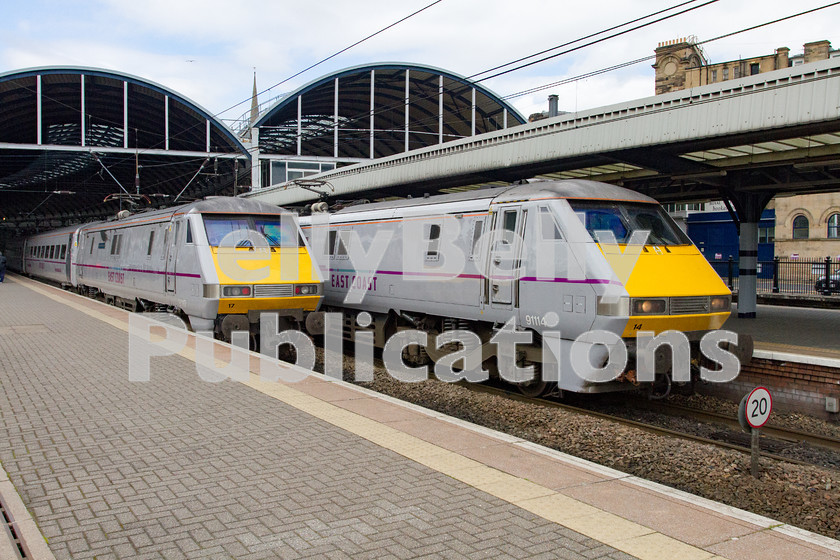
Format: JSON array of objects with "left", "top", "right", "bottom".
[
  {"left": 631, "top": 298, "right": 667, "bottom": 315},
  {"left": 710, "top": 295, "right": 731, "bottom": 312},
  {"left": 294, "top": 284, "right": 320, "bottom": 295},
  {"left": 222, "top": 285, "right": 253, "bottom": 297}
]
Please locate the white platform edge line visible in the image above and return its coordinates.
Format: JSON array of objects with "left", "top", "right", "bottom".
[{"left": 753, "top": 348, "right": 840, "bottom": 369}]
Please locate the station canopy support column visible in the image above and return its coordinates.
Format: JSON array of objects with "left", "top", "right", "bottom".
[{"left": 726, "top": 189, "right": 774, "bottom": 319}]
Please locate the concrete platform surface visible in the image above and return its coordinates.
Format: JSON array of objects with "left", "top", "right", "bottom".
[
  {"left": 724, "top": 304, "right": 840, "bottom": 359},
  {"left": 1, "top": 274, "right": 839, "bottom": 560}
]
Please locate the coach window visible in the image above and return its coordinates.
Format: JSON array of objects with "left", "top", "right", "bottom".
[
  {"left": 147, "top": 231, "right": 155, "bottom": 256},
  {"left": 111, "top": 234, "right": 122, "bottom": 255},
  {"left": 335, "top": 230, "right": 349, "bottom": 259},
  {"left": 328, "top": 230, "right": 337, "bottom": 256},
  {"left": 426, "top": 223, "right": 441, "bottom": 259},
  {"left": 792, "top": 215, "right": 809, "bottom": 239},
  {"left": 469, "top": 220, "right": 484, "bottom": 260},
  {"left": 828, "top": 213, "right": 840, "bottom": 238},
  {"left": 503, "top": 210, "right": 517, "bottom": 232},
  {"left": 60, "top": 245, "right": 67, "bottom": 259},
  {"left": 185, "top": 221, "right": 193, "bottom": 244},
  {"left": 161, "top": 226, "right": 169, "bottom": 260},
  {"left": 49, "top": 246, "right": 54, "bottom": 259}
]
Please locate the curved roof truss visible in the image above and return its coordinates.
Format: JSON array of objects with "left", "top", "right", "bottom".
[
  {"left": 0, "top": 67, "right": 250, "bottom": 230},
  {"left": 254, "top": 63, "right": 525, "bottom": 160}
]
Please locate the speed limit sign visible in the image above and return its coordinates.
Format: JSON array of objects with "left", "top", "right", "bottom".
[{"left": 738, "top": 387, "right": 773, "bottom": 430}]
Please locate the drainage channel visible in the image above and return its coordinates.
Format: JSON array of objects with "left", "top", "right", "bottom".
[{"left": 0, "top": 492, "right": 27, "bottom": 559}]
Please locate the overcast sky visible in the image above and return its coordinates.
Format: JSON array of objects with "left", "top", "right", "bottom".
[{"left": 1, "top": 0, "right": 838, "bottom": 126}]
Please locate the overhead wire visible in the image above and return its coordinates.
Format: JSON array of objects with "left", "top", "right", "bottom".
[
  {"left": 216, "top": 0, "right": 446, "bottom": 119},
  {"left": 279, "top": 0, "right": 840, "bottom": 149},
  {"left": 256, "top": 0, "right": 723, "bottom": 148},
  {"left": 467, "top": 0, "right": 705, "bottom": 82},
  {"left": 503, "top": 0, "right": 840, "bottom": 100}
]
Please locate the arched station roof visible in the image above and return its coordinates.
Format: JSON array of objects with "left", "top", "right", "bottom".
[
  {"left": 254, "top": 63, "right": 525, "bottom": 159},
  {"left": 0, "top": 67, "right": 250, "bottom": 232}
]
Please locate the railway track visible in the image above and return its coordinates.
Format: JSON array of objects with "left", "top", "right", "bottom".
[
  {"left": 635, "top": 401, "right": 840, "bottom": 452},
  {"left": 468, "top": 383, "right": 840, "bottom": 470}
]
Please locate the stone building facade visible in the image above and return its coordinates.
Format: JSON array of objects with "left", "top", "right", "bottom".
[
  {"left": 774, "top": 193, "right": 840, "bottom": 260},
  {"left": 654, "top": 38, "right": 840, "bottom": 261},
  {"left": 653, "top": 38, "right": 836, "bottom": 95}
]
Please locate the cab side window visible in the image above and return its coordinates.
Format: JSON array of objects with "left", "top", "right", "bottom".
[{"left": 538, "top": 206, "right": 563, "bottom": 240}]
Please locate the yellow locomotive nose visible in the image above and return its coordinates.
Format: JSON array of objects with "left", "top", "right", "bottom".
[{"left": 611, "top": 245, "right": 731, "bottom": 336}]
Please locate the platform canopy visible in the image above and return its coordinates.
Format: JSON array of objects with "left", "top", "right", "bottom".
[
  {"left": 0, "top": 67, "right": 250, "bottom": 233},
  {"left": 253, "top": 63, "right": 525, "bottom": 161}
]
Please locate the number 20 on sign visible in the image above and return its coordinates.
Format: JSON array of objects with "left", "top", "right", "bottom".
[{"left": 746, "top": 387, "right": 772, "bottom": 429}]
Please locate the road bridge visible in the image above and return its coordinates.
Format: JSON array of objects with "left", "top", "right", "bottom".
[{"left": 247, "top": 57, "right": 840, "bottom": 319}]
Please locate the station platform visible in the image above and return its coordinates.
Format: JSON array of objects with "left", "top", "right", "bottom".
[
  {"left": 725, "top": 304, "right": 840, "bottom": 361},
  {"left": 1, "top": 274, "right": 839, "bottom": 560}
]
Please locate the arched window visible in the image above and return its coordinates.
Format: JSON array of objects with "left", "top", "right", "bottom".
[
  {"left": 792, "top": 215, "right": 809, "bottom": 239},
  {"left": 828, "top": 213, "right": 840, "bottom": 239}
]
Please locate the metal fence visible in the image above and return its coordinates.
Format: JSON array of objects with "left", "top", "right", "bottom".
[{"left": 709, "top": 256, "right": 839, "bottom": 296}]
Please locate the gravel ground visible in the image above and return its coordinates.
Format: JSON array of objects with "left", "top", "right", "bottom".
[{"left": 317, "top": 354, "right": 840, "bottom": 540}]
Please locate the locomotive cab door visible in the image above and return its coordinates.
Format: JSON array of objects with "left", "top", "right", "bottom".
[
  {"left": 487, "top": 205, "right": 525, "bottom": 309},
  {"left": 164, "top": 219, "right": 181, "bottom": 292}
]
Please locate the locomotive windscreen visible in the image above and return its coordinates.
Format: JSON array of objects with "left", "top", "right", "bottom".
[
  {"left": 203, "top": 214, "right": 301, "bottom": 247},
  {"left": 568, "top": 200, "right": 691, "bottom": 246}
]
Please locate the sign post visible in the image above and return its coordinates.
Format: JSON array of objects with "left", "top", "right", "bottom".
[{"left": 737, "top": 387, "right": 773, "bottom": 477}]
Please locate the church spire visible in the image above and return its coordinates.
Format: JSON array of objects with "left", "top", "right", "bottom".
[{"left": 250, "top": 69, "right": 259, "bottom": 125}]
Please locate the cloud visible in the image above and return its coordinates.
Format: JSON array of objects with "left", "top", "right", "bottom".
[{"left": 2, "top": 0, "right": 838, "bottom": 124}]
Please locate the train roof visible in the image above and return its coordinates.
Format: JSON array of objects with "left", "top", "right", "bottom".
[
  {"left": 26, "top": 197, "right": 293, "bottom": 238},
  {"left": 330, "top": 180, "right": 658, "bottom": 216}
]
